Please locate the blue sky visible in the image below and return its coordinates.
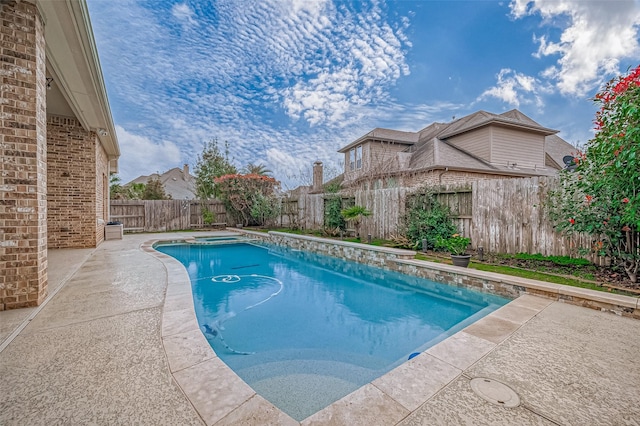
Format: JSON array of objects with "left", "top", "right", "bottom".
[{"left": 87, "top": 0, "right": 640, "bottom": 188}]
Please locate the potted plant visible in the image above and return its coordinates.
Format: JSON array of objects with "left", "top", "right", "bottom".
[{"left": 436, "top": 234, "right": 472, "bottom": 267}]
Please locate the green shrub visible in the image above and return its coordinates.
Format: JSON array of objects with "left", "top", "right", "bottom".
[
  {"left": 324, "top": 196, "right": 346, "bottom": 231},
  {"left": 403, "top": 189, "right": 457, "bottom": 250},
  {"left": 202, "top": 208, "right": 215, "bottom": 226},
  {"left": 250, "top": 193, "right": 281, "bottom": 226}
]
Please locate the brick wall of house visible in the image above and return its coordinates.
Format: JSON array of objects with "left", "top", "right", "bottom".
[
  {"left": 0, "top": 2, "right": 48, "bottom": 310},
  {"left": 47, "top": 116, "right": 99, "bottom": 248}
]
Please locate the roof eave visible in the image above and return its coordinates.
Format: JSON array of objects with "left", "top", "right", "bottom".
[{"left": 39, "top": 0, "right": 120, "bottom": 162}]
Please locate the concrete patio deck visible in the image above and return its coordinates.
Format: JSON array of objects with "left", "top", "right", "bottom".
[{"left": 1, "top": 231, "right": 638, "bottom": 425}]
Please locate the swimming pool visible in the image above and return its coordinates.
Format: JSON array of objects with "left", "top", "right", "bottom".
[{"left": 156, "top": 241, "right": 509, "bottom": 420}]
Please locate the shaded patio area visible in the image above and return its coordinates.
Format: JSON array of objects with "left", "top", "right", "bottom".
[{"left": 0, "top": 232, "right": 638, "bottom": 425}]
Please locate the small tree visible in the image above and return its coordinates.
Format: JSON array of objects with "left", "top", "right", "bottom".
[
  {"left": 142, "top": 176, "right": 171, "bottom": 200},
  {"left": 194, "top": 139, "right": 237, "bottom": 200},
  {"left": 549, "top": 65, "right": 640, "bottom": 283},
  {"left": 341, "top": 205, "right": 372, "bottom": 238}
]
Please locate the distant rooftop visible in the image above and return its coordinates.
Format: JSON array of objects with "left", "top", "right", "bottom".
[{"left": 127, "top": 164, "right": 195, "bottom": 199}]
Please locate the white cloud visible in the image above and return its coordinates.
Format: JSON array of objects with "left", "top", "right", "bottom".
[
  {"left": 171, "top": 3, "right": 197, "bottom": 27},
  {"left": 278, "top": 2, "right": 411, "bottom": 127},
  {"left": 87, "top": 0, "right": 412, "bottom": 185},
  {"left": 478, "top": 68, "right": 544, "bottom": 108},
  {"left": 288, "top": 0, "right": 329, "bottom": 16},
  {"left": 115, "top": 125, "right": 183, "bottom": 182},
  {"left": 510, "top": 0, "right": 640, "bottom": 96}
]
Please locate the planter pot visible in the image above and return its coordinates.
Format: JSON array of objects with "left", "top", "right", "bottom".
[{"left": 451, "top": 254, "right": 471, "bottom": 268}]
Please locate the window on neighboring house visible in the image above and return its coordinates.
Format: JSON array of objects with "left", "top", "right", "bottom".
[{"left": 348, "top": 145, "right": 363, "bottom": 171}]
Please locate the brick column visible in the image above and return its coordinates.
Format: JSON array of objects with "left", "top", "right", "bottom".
[{"left": 0, "top": 1, "right": 47, "bottom": 310}]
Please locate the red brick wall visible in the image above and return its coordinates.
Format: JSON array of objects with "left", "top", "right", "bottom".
[
  {"left": 46, "top": 115, "right": 100, "bottom": 248},
  {"left": 0, "top": 1, "right": 47, "bottom": 310}
]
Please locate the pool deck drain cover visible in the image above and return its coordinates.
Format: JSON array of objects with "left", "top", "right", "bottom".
[{"left": 470, "top": 377, "right": 520, "bottom": 408}]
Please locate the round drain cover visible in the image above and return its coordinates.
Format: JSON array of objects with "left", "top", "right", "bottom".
[{"left": 470, "top": 378, "right": 520, "bottom": 408}]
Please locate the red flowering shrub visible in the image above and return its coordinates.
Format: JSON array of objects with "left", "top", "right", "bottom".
[{"left": 549, "top": 65, "right": 639, "bottom": 283}]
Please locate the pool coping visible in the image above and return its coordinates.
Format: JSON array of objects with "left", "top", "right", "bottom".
[{"left": 142, "top": 233, "right": 640, "bottom": 425}]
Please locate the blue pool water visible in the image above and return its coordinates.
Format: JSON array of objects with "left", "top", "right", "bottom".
[{"left": 156, "top": 242, "right": 509, "bottom": 420}]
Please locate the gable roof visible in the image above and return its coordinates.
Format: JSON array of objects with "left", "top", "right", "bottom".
[{"left": 436, "top": 109, "right": 557, "bottom": 139}]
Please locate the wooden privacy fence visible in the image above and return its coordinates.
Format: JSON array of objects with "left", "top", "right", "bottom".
[
  {"left": 357, "top": 188, "right": 406, "bottom": 238},
  {"left": 296, "top": 194, "right": 325, "bottom": 230},
  {"left": 110, "top": 176, "right": 598, "bottom": 257},
  {"left": 353, "top": 187, "right": 472, "bottom": 239},
  {"left": 470, "top": 176, "right": 596, "bottom": 257},
  {"left": 312, "top": 177, "right": 597, "bottom": 257},
  {"left": 110, "top": 200, "right": 226, "bottom": 232}
]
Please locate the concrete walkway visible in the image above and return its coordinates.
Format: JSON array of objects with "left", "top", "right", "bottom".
[{"left": 0, "top": 232, "right": 638, "bottom": 425}]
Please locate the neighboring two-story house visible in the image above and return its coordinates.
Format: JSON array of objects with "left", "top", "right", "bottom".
[
  {"left": 127, "top": 164, "right": 196, "bottom": 200},
  {"left": 338, "top": 109, "right": 575, "bottom": 190}
]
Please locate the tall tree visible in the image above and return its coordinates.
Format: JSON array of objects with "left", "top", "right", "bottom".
[
  {"left": 243, "top": 163, "right": 272, "bottom": 176},
  {"left": 194, "top": 139, "right": 237, "bottom": 200}
]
